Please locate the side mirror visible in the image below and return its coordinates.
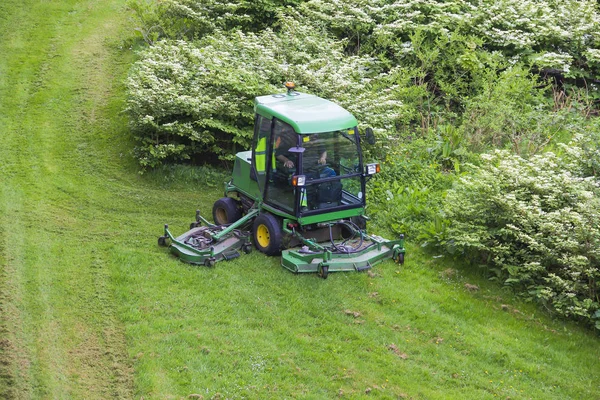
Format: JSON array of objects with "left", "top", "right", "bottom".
[{"left": 365, "top": 128, "right": 376, "bottom": 145}]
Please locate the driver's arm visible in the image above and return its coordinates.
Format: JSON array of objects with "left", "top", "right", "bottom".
[
  {"left": 318, "top": 151, "right": 327, "bottom": 165},
  {"left": 277, "top": 154, "right": 294, "bottom": 168}
]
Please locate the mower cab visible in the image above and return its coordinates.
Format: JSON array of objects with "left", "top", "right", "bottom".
[{"left": 159, "top": 83, "right": 405, "bottom": 278}]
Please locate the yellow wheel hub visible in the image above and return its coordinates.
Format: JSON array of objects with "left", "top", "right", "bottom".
[
  {"left": 215, "top": 208, "right": 227, "bottom": 224},
  {"left": 256, "top": 224, "right": 270, "bottom": 248}
]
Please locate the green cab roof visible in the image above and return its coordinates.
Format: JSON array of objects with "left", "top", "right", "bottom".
[{"left": 254, "top": 92, "right": 358, "bottom": 134}]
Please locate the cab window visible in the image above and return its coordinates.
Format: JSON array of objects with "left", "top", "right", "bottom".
[{"left": 252, "top": 115, "right": 272, "bottom": 191}]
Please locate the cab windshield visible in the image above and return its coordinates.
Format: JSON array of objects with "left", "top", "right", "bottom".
[
  {"left": 264, "top": 124, "right": 364, "bottom": 215},
  {"left": 297, "top": 128, "right": 364, "bottom": 214},
  {"left": 300, "top": 129, "right": 361, "bottom": 179}
]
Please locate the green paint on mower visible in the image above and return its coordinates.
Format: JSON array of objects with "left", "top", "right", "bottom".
[
  {"left": 160, "top": 209, "right": 258, "bottom": 267},
  {"left": 158, "top": 84, "right": 405, "bottom": 278}
]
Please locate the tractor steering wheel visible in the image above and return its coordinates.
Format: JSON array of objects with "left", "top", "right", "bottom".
[
  {"left": 340, "top": 163, "right": 360, "bottom": 174},
  {"left": 315, "top": 164, "right": 336, "bottom": 178}
]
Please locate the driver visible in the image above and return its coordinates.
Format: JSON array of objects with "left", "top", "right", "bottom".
[
  {"left": 274, "top": 127, "right": 297, "bottom": 169},
  {"left": 303, "top": 134, "right": 334, "bottom": 178}
]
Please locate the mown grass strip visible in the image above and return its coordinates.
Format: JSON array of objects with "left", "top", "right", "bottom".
[{"left": 0, "top": 0, "right": 136, "bottom": 397}]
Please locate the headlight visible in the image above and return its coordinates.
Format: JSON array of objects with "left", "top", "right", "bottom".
[
  {"left": 365, "top": 163, "right": 380, "bottom": 175},
  {"left": 291, "top": 175, "right": 306, "bottom": 186}
]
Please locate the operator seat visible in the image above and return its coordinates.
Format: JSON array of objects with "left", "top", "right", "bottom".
[{"left": 308, "top": 180, "right": 342, "bottom": 209}]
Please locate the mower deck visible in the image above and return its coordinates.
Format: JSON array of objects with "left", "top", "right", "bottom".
[
  {"left": 282, "top": 234, "right": 404, "bottom": 277},
  {"left": 159, "top": 209, "right": 258, "bottom": 267},
  {"left": 160, "top": 212, "right": 405, "bottom": 276},
  {"left": 165, "top": 225, "right": 252, "bottom": 266}
]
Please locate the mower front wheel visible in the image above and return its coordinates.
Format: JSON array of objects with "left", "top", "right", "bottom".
[
  {"left": 394, "top": 251, "right": 405, "bottom": 265},
  {"left": 253, "top": 213, "right": 282, "bottom": 256},
  {"left": 213, "top": 197, "right": 242, "bottom": 225},
  {"left": 158, "top": 236, "right": 168, "bottom": 247},
  {"left": 319, "top": 265, "right": 329, "bottom": 279},
  {"left": 204, "top": 258, "right": 216, "bottom": 267}
]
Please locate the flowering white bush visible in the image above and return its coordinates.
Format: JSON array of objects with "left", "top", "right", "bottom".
[
  {"left": 127, "top": 0, "right": 600, "bottom": 168},
  {"left": 443, "top": 144, "right": 600, "bottom": 330},
  {"left": 298, "top": 0, "right": 600, "bottom": 77},
  {"left": 125, "top": 34, "right": 284, "bottom": 167},
  {"left": 125, "top": 19, "right": 418, "bottom": 167}
]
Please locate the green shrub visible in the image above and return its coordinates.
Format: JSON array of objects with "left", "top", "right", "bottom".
[
  {"left": 128, "top": 0, "right": 306, "bottom": 43},
  {"left": 368, "top": 136, "right": 461, "bottom": 239},
  {"left": 441, "top": 141, "right": 600, "bottom": 330},
  {"left": 559, "top": 122, "right": 600, "bottom": 178},
  {"left": 126, "top": 0, "right": 600, "bottom": 170},
  {"left": 292, "top": 0, "right": 600, "bottom": 118},
  {"left": 458, "top": 66, "right": 556, "bottom": 155},
  {"left": 125, "top": 37, "right": 278, "bottom": 168}
]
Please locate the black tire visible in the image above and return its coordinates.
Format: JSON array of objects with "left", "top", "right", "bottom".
[
  {"left": 158, "top": 236, "right": 168, "bottom": 247},
  {"left": 396, "top": 252, "right": 405, "bottom": 265},
  {"left": 204, "top": 258, "right": 216, "bottom": 267},
  {"left": 252, "top": 213, "right": 283, "bottom": 256},
  {"left": 319, "top": 265, "right": 329, "bottom": 279},
  {"left": 350, "top": 215, "right": 367, "bottom": 231},
  {"left": 212, "top": 197, "right": 242, "bottom": 226}
]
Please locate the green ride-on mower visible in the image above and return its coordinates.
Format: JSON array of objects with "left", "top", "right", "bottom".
[{"left": 158, "top": 83, "right": 405, "bottom": 278}]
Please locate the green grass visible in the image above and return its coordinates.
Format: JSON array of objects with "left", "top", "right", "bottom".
[
  {"left": 0, "top": 1, "right": 598, "bottom": 399},
  {"left": 115, "top": 241, "right": 600, "bottom": 399}
]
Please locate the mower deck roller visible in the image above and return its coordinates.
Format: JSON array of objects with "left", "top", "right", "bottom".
[{"left": 158, "top": 84, "right": 405, "bottom": 277}]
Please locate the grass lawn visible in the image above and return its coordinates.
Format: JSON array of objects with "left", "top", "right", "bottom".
[{"left": 0, "top": 1, "right": 598, "bottom": 399}]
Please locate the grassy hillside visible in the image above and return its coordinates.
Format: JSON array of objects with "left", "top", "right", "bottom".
[
  {"left": 0, "top": 1, "right": 598, "bottom": 399},
  {"left": 0, "top": 0, "right": 139, "bottom": 397}
]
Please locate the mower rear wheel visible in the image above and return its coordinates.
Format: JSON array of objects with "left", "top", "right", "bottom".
[
  {"left": 350, "top": 215, "right": 367, "bottom": 230},
  {"left": 253, "top": 213, "right": 282, "bottom": 256},
  {"left": 212, "top": 197, "right": 242, "bottom": 225}
]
